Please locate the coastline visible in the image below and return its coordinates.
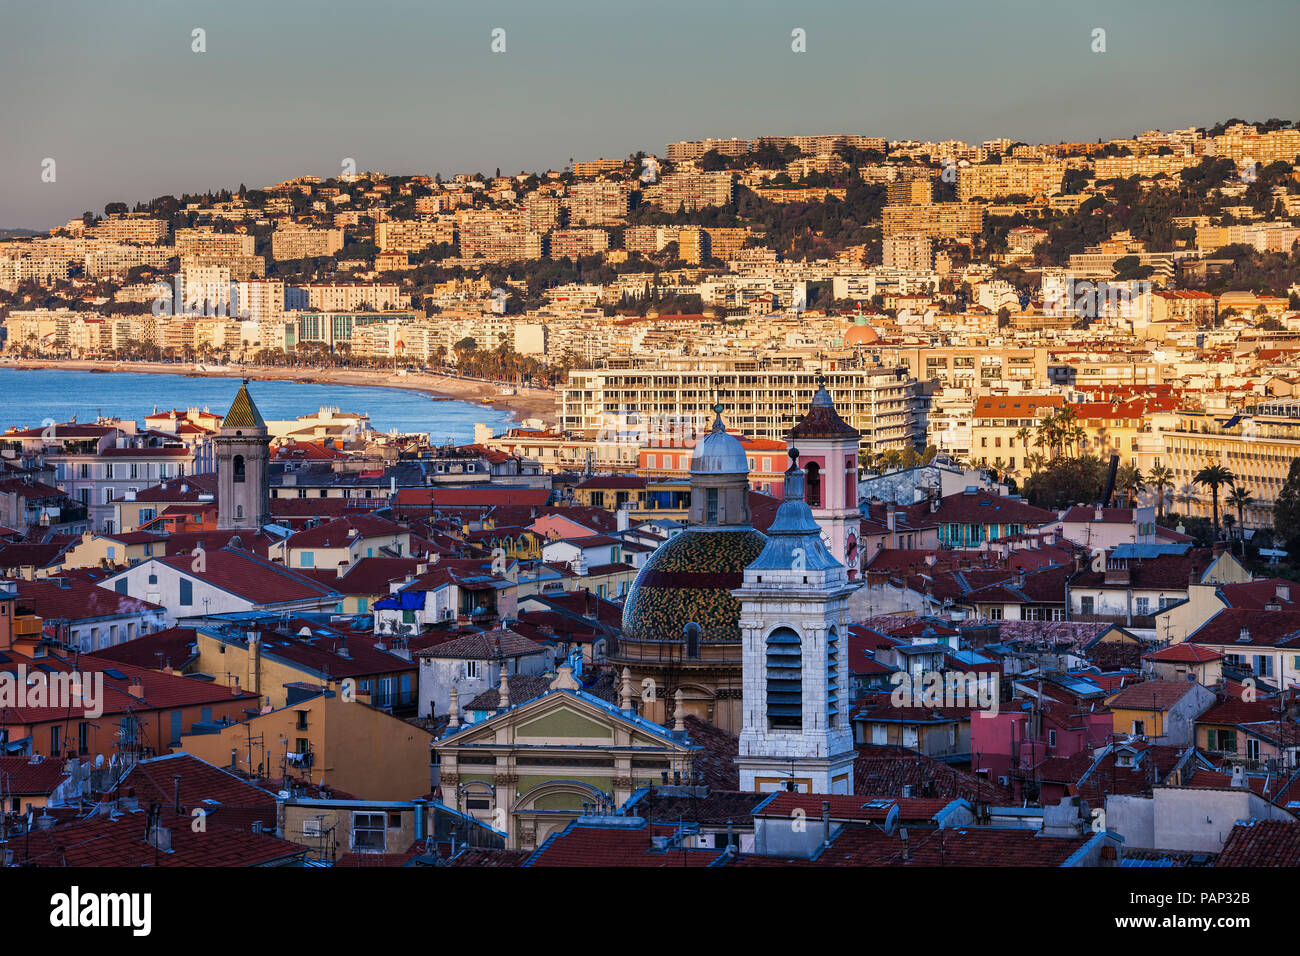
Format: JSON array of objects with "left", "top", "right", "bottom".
[{"left": 2, "top": 358, "right": 558, "bottom": 427}]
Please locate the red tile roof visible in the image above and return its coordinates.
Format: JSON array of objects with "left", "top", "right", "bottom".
[
  {"left": 1105, "top": 679, "right": 1202, "bottom": 710},
  {"left": 152, "top": 547, "right": 339, "bottom": 605},
  {"left": 8, "top": 576, "right": 164, "bottom": 622},
  {"left": 0, "top": 754, "right": 70, "bottom": 795},
  {"left": 1216, "top": 820, "right": 1300, "bottom": 866},
  {"left": 525, "top": 820, "right": 727, "bottom": 867},
  {"left": 11, "top": 808, "right": 304, "bottom": 866}
]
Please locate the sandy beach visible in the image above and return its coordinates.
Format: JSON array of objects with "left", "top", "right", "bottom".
[{"left": 4, "top": 358, "right": 559, "bottom": 427}]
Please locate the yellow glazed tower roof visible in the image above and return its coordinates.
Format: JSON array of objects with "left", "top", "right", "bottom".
[{"left": 222, "top": 382, "right": 267, "bottom": 430}]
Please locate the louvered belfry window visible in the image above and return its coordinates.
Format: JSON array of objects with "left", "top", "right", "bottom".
[{"left": 766, "top": 627, "right": 802, "bottom": 729}]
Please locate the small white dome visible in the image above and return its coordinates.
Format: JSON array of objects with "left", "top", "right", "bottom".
[{"left": 690, "top": 405, "right": 748, "bottom": 476}]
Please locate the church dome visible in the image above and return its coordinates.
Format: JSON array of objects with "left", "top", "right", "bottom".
[
  {"left": 620, "top": 526, "right": 768, "bottom": 644},
  {"left": 843, "top": 323, "right": 879, "bottom": 346},
  {"left": 622, "top": 402, "right": 765, "bottom": 645},
  {"left": 690, "top": 404, "right": 749, "bottom": 476}
]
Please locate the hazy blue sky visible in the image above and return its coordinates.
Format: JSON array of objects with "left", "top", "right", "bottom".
[{"left": 2, "top": 0, "right": 1296, "bottom": 229}]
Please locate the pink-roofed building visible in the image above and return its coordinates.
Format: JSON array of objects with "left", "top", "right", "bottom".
[{"left": 971, "top": 700, "right": 1112, "bottom": 797}]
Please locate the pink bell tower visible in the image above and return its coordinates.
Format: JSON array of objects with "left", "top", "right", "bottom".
[{"left": 786, "top": 376, "right": 862, "bottom": 577}]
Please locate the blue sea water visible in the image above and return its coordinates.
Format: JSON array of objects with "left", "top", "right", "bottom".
[{"left": 0, "top": 368, "right": 514, "bottom": 443}]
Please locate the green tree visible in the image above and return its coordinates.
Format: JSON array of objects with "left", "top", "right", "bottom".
[
  {"left": 1274, "top": 459, "right": 1300, "bottom": 556},
  {"left": 1226, "top": 485, "right": 1254, "bottom": 554},
  {"left": 1022, "top": 455, "right": 1108, "bottom": 510},
  {"left": 1193, "top": 464, "right": 1236, "bottom": 540},
  {"left": 1148, "top": 464, "right": 1175, "bottom": 520},
  {"left": 1115, "top": 463, "right": 1145, "bottom": 507}
]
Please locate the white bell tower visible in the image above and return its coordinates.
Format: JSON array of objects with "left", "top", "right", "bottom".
[{"left": 734, "top": 448, "right": 858, "bottom": 795}]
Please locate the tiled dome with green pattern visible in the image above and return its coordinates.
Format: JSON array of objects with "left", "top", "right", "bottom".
[{"left": 621, "top": 528, "right": 768, "bottom": 643}]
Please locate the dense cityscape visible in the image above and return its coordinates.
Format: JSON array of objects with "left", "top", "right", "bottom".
[{"left": 0, "top": 116, "right": 1299, "bottom": 884}]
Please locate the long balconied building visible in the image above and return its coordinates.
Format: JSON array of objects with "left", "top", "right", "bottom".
[{"left": 562, "top": 360, "right": 922, "bottom": 453}]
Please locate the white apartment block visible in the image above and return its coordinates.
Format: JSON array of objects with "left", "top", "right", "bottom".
[
  {"left": 271, "top": 225, "right": 344, "bottom": 261},
  {"left": 285, "top": 283, "right": 407, "bottom": 312},
  {"left": 174, "top": 228, "right": 257, "bottom": 258},
  {"left": 562, "top": 362, "right": 921, "bottom": 451}
]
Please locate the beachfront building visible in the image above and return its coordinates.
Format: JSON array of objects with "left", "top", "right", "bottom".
[{"left": 561, "top": 360, "right": 922, "bottom": 453}]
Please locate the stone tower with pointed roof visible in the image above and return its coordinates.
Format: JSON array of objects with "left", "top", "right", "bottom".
[
  {"left": 787, "top": 376, "right": 862, "bottom": 578},
  {"left": 733, "top": 448, "right": 857, "bottom": 794},
  {"left": 216, "top": 381, "right": 271, "bottom": 531}
]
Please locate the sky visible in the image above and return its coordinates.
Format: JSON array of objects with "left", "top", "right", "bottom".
[{"left": 1, "top": 0, "right": 1297, "bottom": 230}]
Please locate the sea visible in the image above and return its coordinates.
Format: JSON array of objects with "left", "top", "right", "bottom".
[{"left": 0, "top": 368, "right": 514, "bottom": 443}]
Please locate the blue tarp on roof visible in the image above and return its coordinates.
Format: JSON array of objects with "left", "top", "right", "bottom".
[{"left": 375, "top": 591, "right": 424, "bottom": 611}]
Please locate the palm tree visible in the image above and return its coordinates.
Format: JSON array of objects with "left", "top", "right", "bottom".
[
  {"left": 1116, "top": 464, "right": 1145, "bottom": 507},
  {"left": 1067, "top": 424, "right": 1087, "bottom": 457},
  {"left": 1148, "top": 464, "right": 1175, "bottom": 520},
  {"left": 1015, "top": 426, "right": 1033, "bottom": 460},
  {"left": 1026, "top": 452, "right": 1047, "bottom": 474},
  {"left": 1193, "top": 464, "right": 1236, "bottom": 541},
  {"left": 1226, "top": 485, "right": 1254, "bottom": 551}
]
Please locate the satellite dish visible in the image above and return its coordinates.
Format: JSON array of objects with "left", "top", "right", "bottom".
[{"left": 883, "top": 802, "right": 900, "bottom": 836}]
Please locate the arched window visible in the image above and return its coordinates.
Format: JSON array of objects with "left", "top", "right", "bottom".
[
  {"left": 805, "top": 462, "right": 821, "bottom": 508},
  {"left": 233, "top": 454, "right": 246, "bottom": 484},
  {"left": 684, "top": 622, "right": 701, "bottom": 659},
  {"left": 766, "top": 627, "right": 802, "bottom": 730}
]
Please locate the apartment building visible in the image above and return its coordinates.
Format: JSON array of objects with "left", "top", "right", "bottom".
[
  {"left": 562, "top": 361, "right": 921, "bottom": 451},
  {"left": 649, "top": 171, "right": 735, "bottom": 212},
  {"left": 285, "top": 283, "right": 406, "bottom": 312},
  {"left": 88, "top": 216, "right": 169, "bottom": 245},
  {"left": 886, "top": 180, "right": 932, "bottom": 205},
  {"left": 287, "top": 310, "right": 413, "bottom": 350},
  {"left": 458, "top": 212, "right": 545, "bottom": 261},
  {"left": 179, "top": 253, "right": 265, "bottom": 280},
  {"left": 1159, "top": 405, "right": 1300, "bottom": 529},
  {"left": 1150, "top": 290, "right": 1217, "bottom": 325},
  {"left": 522, "top": 193, "right": 561, "bottom": 232},
  {"left": 84, "top": 244, "right": 175, "bottom": 277},
  {"left": 886, "top": 345, "right": 1049, "bottom": 390},
  {"left": 572, "top": 158, "right": 627, "bottom": 177},
  {"left": 271, "top": 225, "right": 344, "bottom": 261},
  {"left": 957, "top": 160, "right": 1065, "bottom": 201},
  {"left": 665, "top": 138, "right": 750, "bottom": 163},
  {"left": 882, "top": 235, "right": 933, "bottom": 270},
  {"left": 174, "top": 228, "right": 257, "bottom": 258},
  {"left": 375, "top": 218, "right": 456, "bottom": 253},
  {"left": 1094, "top": 154, "right": 1202, "bottom": 179},
  {"left": 0, "top": 255, "right": 71, "bottom": 291},
  {"left": 970, "top": 394, "right": 1065, "bottom": 474},
  {"left": 236, "top": 279, "right": 286, "bottom": 322},
  {"left": 829, "top": 270, "right": 942, "bottom": 301},
  {"left": 882, "top": 203, "right": 985, "bottom": 239},
  {"left": 564, "top": 181, "right": 629, "bottom": 226},
  {"left": 1206, "top": 125, "right": 1300, "bottom": 168},
  {"left": 548, "top": 229, "right": 610, "bottom": 259}
]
